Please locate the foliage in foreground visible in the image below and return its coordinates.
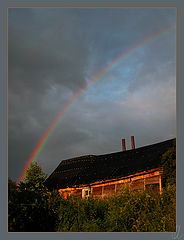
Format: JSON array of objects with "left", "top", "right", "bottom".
[
  {"left": 9, "top": 144, "right": 176, "bottom": 232},
  {"left": 8, "top": 163, "right": 58, "bottom": 232},
  {"left": 56, "top": 185, "right": 176, "bottom": 232},
  {"left": 9, "top": 181, "right": 176, "bottom": 232},
  {"left": 161, "top": 139, "right": 176, "bottom": 187}
]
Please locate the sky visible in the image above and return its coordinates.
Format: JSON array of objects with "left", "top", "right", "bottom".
[{"left": 8, "top": 8, "right": 176, "bottom": 182}]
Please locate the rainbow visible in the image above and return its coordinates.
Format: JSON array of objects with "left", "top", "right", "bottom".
[{"left": 17, "top": 24, "right": 175, "bottom": 184}]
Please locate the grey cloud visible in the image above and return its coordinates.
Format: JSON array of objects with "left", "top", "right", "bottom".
[
  {"left": 8, "top": 8, "right": 176, "bottom": 181},
  {"left": 39, "top": 85, "right": 176, "bottom": 177}
]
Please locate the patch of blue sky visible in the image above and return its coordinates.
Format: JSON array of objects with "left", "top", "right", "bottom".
[
  {"left": 84, "top": 67, "right": 133, "bottom": 103},
  {"left": 83, "top": 47, "right": 147, "bottom": 104}
]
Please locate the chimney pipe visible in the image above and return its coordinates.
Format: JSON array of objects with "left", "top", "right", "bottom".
[
  {"left": 131, "top": 136, "right": 135, "bottom": 149},
  {"left": 122, "top": 139, "right": 126, "bottom": 151}
]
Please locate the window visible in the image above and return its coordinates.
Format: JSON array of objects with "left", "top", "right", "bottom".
[{"left": 82, "top": 188, "right": 92, "bottom": 198}]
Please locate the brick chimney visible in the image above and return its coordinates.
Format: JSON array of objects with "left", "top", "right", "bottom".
[
  {"left": 131, "top": 136, "right": 135, "bottom": 149},
  {"left": 122, "top": 138, "right": 126, "bottom": 151}
]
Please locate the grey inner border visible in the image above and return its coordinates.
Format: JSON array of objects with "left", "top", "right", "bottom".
[{"left": 1, "top": 0, "right": 183, "bottom": 240}]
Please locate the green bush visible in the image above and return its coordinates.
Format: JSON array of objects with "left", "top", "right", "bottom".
[
  {"left": 9, "top": 182, "right": 176, "bottom": 232},
  {"left": 56, "top": 196, "right": 109, "bottom": 232},
  {"left": 161, "top": 140, "right": 176, "bottom": 187},
  {"left": 8, "top": 164, "right": 57, "bottom": 232},
  {"left": 55, "top": 185, "right": 176, "bottom": 232},
  {"left": 9, "top": 155, "right": 176, "bottom": 232}
]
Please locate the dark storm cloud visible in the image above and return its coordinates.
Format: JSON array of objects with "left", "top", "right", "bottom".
[
  {"left": 79, "top": 8, "right": 176, "bottom": 74},
  {"left": 8, "top": 8, "right": 90, "bottom": 179},
  {"left": 9, "top": 9, "right": 89, "bottom": 93},
  {"left": 8, "top": 8, "right": 176, "bottom": 181}
]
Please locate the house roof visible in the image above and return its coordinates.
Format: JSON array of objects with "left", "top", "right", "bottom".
[{"left": 45, "top": 138, "right": 175, "bottom": 189}]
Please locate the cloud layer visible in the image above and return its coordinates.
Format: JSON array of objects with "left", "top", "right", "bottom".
[{"left": 8, "top": 8, "right": 176, "bottom": 181}]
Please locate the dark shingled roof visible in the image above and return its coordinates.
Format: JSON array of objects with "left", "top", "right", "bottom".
[{"left": 45, "top": 138, "right": 175, "bottom": 189}]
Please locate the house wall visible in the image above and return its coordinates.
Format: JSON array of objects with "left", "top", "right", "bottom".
[{"left": 58, "top": 168, "right": 162, "bottom": 199}]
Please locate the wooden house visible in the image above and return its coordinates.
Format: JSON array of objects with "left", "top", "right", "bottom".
[{"left": 45, "top": 137, "right": 175, "bottom": 199}]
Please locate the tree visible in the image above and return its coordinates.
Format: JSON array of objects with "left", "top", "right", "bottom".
[
  {"left": 8, "top": 178, "right": 17, "bottom": 194},
  {"left": 9, "top": 162, "right": 57, "bottom": 232},
  {"left": 23, "top": 162, "right": 47, "bottom": 186},
  {"left": 161, "top": 140, "right": 176, "bottom": 187}
]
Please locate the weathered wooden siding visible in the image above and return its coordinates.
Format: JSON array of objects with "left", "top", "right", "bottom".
[
  {"left": 75, "top": 189, "right": 82, "bottom": 198},
  {"left": 103, "top": 184, "right": 115, "bottom": 197},
  {"left": 92, "top": 186, "right": 102, "bottom": 198},
  {"left": 130, "top": 179, "right": 144, "bottom": 191},
  {"left": 58, "top": 168, "right": 162, "bottom": 199}
]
